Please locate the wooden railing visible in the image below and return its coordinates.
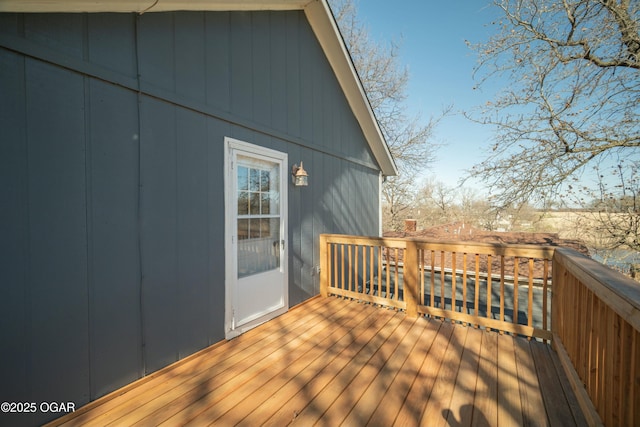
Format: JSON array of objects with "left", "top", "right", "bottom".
[
  {"left": 407, "top": 239, "right": 554, "bottom": 341},
  {"left": 319, "top": 235, "right": 408, "bottom": 310},
  {"left": 319, "top": 234, "right": 555, "bottom": 340},
  {"left": 319, "top": 233, "right": 640, "bottom": 427},
  {"left": 552, "top": 248, "right": 640, "bottom": 427}
]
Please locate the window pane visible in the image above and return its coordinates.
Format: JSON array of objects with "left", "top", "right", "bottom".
[
  {"left": 272, "top": 193, "right": 280, "bottom": 215},
  {"left": 260, "top": 218, "right": 270, "bottom": 236},
  {"left": 237, "top": 166, "right": 248, "bottom": 191},
  {"left": 250, "top": 168, "right": 260, "bottom": 192},
  {"left": 238, "top": 191, "right": 249, "bottom": 215},
  {"left": 250, "top": 192, "right": 260, "bottom": 215},
  {"left": 237, "top": 219, "right": 248, "bottom": 240},
  {"left": 261, "top": 170, "right": 270, "bottom": 192},
  {"left": 261, "top": 193, "right": 270, "bottom": 215},
  {"left": 237, "top": 218, "right": 280, "bottom": 278},
  {"left": 249, "top": 218, "right": 261, "bottom": 239}
]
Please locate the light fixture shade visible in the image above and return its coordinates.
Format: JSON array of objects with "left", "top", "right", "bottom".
[{"left": 292, "top": 162, "right": 309, "bottom": 186}]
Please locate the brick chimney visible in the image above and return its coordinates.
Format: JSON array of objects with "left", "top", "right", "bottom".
[{"left": 404, "top": 219, "right": 417, "bottom": 233}]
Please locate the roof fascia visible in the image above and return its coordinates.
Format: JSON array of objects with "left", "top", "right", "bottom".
[
  {"left": 0, "top": 0, "right": 398, "bottom": 175},
  {"left": 303, "top": 0, "right": 397, "bottom": 176}
]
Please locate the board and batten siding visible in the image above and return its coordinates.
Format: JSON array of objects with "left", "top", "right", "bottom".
[{"left": 0, "top": 10, "right": 381, "bottom": 427}]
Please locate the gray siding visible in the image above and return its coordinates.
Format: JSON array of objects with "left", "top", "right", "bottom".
[
  {"left": 87, "top": 79, "right": 142, "bottom": 398},
  {"left": 0, "top": 10, "right": 381, "bottom": 426}
]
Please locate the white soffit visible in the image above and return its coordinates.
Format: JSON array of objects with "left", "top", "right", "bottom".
[
  {"left": 0, "top": 0, "right": 312, "bottom": 12},
  {"left": 0, "top": 0, "right": 398, "bottom": 176}
]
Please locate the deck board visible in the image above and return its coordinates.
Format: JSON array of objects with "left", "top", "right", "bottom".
[
  {"left": 472, "top": 330, "right": 499, "bottom": 427},
  {"left": 392, "top": 320, "right": 455, "bottom": 427},
  {"left": 444, "top": 326, "right": 483, "bottom": 427},
  {"left": 514, "top": 337, "right": 549, "bottom": 427},
  {"left": 365, "top": 318, "right": 441, "bottom": 426},
  {"left": 420, "top": 324, "right": 469, "bottom": 427},
  {"left": 496, "top": 332, "right": 524, "bottom": 427},
  {"left": 219, "top": 301, "right": 376, "bottom": 427},
  {"left": 47, "top": 296, "right": 587, "bottom": 427},
  {"left": 339, "top": 316, "right": 426, "bottom": 427},
  {"left": 288, "top": 310, "right": 406, "bottom": 426}
]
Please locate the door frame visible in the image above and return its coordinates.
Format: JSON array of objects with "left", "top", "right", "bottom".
[{"left": 224, "top": 137, "right": 289, "bottom": 339}]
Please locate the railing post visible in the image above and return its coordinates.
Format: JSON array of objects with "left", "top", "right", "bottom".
[
  {"left": 404, "top": 239, "right": 419, "bottom": 318},
  {"left": 551, "top": 251, "right": 560, "bottom": 341},
  {"left": 319, "top": 234, "right": 328, "bottom": 297}
]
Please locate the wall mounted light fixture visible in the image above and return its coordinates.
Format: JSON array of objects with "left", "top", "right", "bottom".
[{"left": 291, "top": 162, "right": 309, "bottom": 186}]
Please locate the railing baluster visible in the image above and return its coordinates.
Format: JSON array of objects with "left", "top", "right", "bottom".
[
  {"left": 440, "top": 251, "right": 446, "bottom": 310},
  {"left": 594, "top": 296, "right": 602, "bottom": 408},
  {"left": 527, "top": 258, "right": 533, "bottom": 339},
  {"left": 362, "top": 245, "right": 367, "bottom": 295},
  {"left": 487, "top": 254, "right": 492, "bottom": 332},
  {"left": 430, "top": 250, "right": 436, "bottom": 310},
  {"left": 369, "top": 245, "right": 374, "bottom": 295},
  {"left": 629, "top": 327, "right": 638, "bottom": 425},
  {"left": 462, "top": 252, "right": 468, "bottom": 324},
  {"left": 619, "top": 321, "right": 631, "bottom": 423},
  {"left": 528, "top": 258, "right": 534, "bottom": 333},
  {"left": 420, "top": 249, "right": 425, "bottom": 306},
  {"left": 362, "top": 245, "right": 366, "bottom": 294},
  {"left": 341, "top": 244, "right": 345, "bottom": 291},
  {"left": 542, "top": 258, "right": 548, "bottom": 338},
  {"left": 331, "top": 244, "right": 339, "bottom": 292},
  {"left": 589, "top": 292, "right": 598, "bottom": 412},
  {"left": 349, "top": 244, "right": 353, "bottom": 292},
  {"left": 500, "top": 255, "right": 505, "bottom": 328},
  {"left": 394, "top": 248, "right": 399, "bottom": 301},
  {"left": 513, "top": 257, "right": 519, "bottom": 327},
  {"left": 385, "top": 247, "right": 391, "bottom": 298},
  {"left": 355, "top": 245, "right": 360, "bottom": 294},
  {"left": 377, "top": 245, "right": 382, "bottom": 297},
  {"left": 576, "top": 280, "right": 593, "bottom": 389},
  {"left": 474, "top": 253, "right": 480, "bottom": 325},
  {"left": 361, "top": 245, "right": 365, "bottom": 293},
  {"left": 452, "top": 252, "right": 457, "bottom": 314}
]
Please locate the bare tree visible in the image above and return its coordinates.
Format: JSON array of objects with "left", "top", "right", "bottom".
[
  {"left": 582, "top": 159, "right": 640, "bottom": 251},
  {"left": 467, "top": 0, "right": 640, "bottom": 211},
  {"left": 329, "top": 0, "right": 447, "bottom": 231},
  {"left": 413, "top": 179, "right": 455, "bottom": 227},
  {"left": 381, "top": 174, "right": 417, "bottom": 231}
]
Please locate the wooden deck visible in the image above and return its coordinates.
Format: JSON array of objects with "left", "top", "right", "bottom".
[{"left": 48, "top": 296, "right": 586, "bottom": 427}]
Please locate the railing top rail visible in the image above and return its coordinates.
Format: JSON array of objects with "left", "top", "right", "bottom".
[
  {"left": 408, "top": 238, "right": 556, "bottom": 259},
  {"left": 321, "top": 234, "right": 407, "bottom": 248},
  {"left": 320, "top": 234, "right": 556, "bottom": 259},
  {"left": 554, "top": 247, "right": 640, "bottom": 332}
]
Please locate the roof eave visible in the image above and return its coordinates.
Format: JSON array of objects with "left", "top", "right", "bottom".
[{"left": 304, "top": 0, "right": 397, "bottom": 176}]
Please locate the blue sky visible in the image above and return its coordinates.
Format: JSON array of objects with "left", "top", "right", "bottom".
[{"left": 355, "top": 1, "right": 504, "bottom": 190}]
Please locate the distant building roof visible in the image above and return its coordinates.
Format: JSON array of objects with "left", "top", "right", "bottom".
[{"left": 385, "top": 221, "right": 590, "bottom": 256}]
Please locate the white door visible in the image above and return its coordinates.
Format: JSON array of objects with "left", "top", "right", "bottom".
[{"left": 225, "top": 138, "right": 288, "bottom": 339}]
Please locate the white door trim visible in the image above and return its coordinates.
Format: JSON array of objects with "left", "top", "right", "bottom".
[{"left": 224, "top": 137, "right": 288, "bottom": 339}]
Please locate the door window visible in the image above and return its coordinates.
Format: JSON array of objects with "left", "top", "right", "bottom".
[{"left": 236, "top": 156, "right": 281, "bottom": 277}]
